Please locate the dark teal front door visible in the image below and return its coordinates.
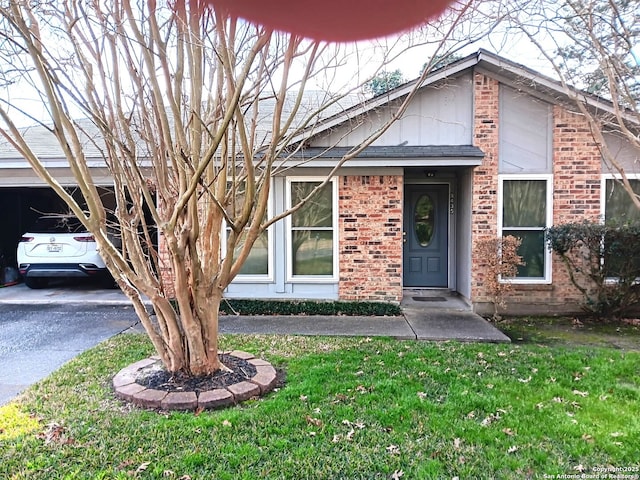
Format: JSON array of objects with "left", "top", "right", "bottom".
[{"left": 403, "top": 184, "right": 449, "bottom": 287}]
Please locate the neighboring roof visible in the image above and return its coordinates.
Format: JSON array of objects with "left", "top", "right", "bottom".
[
  {"left": 279, "top": 145, "right": 484, "bottom": 168},
  {"left": 0, "top": 90, "right": 364, "bottom": 164}
]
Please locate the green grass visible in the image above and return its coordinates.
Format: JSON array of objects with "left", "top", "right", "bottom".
[{"left": 2, "top": 333, "right": 640, "bottom": 479}]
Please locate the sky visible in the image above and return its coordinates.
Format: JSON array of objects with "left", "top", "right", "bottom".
[{"left": 1, "top": 2, "right": 637, "bottom": 128}]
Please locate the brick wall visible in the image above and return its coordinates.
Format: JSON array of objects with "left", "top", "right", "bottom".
[
  {"left": 338, "top": 175, "right": 403, "bottom": 302},
  {"left": 471, "top": 73, "right": 500, "bottom": 304},
  {"left": 471, "top": 74, "right": 605, "bottom": 314}
]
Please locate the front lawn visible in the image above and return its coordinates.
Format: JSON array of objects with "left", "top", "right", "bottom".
[{"left": 1, "top": 333, "right": 639, "bottom": 479}]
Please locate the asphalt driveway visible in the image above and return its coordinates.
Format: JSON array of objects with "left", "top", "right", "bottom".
[{"left": 0, "top": 303, "right": 141, "bottom": 406}]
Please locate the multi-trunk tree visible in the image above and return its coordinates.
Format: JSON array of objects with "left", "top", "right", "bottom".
[{"left": 0, "top": 0, "right": 498, "bottom": 377}]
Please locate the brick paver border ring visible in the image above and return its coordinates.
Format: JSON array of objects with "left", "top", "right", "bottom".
[{"left": 112, "top": 351, "right": 277, "bottom": 410}]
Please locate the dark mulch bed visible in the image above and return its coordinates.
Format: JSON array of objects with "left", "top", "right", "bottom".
[{"left": 136, "top": 354, "right": 258, "bottom": 394}]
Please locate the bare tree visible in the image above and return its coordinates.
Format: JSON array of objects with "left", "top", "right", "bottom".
[
  {"left": 0, "top": 0, "right": 499, "bottom": 377},
  {"left": 508, "top": 0, "right": 640, "bottom": 210}
]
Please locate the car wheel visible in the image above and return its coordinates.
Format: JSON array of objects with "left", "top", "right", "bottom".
[{"left": 24, "top": 277, "right": 48, "bottom": 289}]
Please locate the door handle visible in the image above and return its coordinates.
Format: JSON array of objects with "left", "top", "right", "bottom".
[{"left": 403, "top": 231, "right": 407, "bottom": 244}]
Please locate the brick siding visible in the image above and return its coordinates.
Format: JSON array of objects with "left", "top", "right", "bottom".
[
  {"left": 338, "top": 175, "right": 403, "bottom": 302},
  {"left": 471, "top": 74, "right": 604, "bottom": 313},
  {"left": 471, "top": 73, "right": 500, "bottom": 304}
]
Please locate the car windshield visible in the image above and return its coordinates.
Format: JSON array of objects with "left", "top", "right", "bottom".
[{"left": 30, "top": 215, "right": 88, "bottom": 234}]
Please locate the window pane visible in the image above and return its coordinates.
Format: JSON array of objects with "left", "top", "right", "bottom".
[
  {"left": 291, "top": 182, "right": 333, "bottom": 227},
  {"left": 503, "top": 180, "right": 547, "bottom": 227},
  {"left": 236, "top": 232, "right": 269, "bottom": 275},
  {"left": 414, "top": 194, "right": 435, "bottom": 247},
  {"left": 605, "top": 179, "right": 640, "bottom": 224},
  {"left": 504, "top": 230, "right": 545, "bottom": 278},
  {"left": 292, "top": 230, "right": 333, "bottom": 275}
]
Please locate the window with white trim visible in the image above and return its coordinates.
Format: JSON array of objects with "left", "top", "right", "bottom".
[
  {"left": 286, "top": 178, "right": 338, "bottom": 280},
  {"left": 601, "top": 175, "right": 640, "bottom": 278},
  {"left": 223, "top": 182, "right": 272, "bottom": 280},
  {"left": 499, "top": 175, "right": 553, "bottom": 281},
  {"left": 602, "top": 176, "right": 640, "bottom": 224}
]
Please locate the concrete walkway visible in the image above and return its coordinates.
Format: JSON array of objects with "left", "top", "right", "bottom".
[{"left": 0, "top": 282, "right": 510, "bottom": 342}]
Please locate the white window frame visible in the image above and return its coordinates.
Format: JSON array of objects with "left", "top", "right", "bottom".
[
  {"left": 601, "top": 173, "right": 640, "bottom": 284},
  {"left": 600, "top": 173, "right": 640, "bottom": 223},
  {"left": 285, "top": 176, "right": 338, "bottom": 283},
  {"left": 222, "top": 181, "right": 274, "bottom": 283},
  {"left": 498, "top": 174, "right": 553, "bottom": 284}
]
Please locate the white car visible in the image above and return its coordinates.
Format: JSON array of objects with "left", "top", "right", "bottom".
[{"left": 17, "top": 215, "right": 111, "bottom": 289}]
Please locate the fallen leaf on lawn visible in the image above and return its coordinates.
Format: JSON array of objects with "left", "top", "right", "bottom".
[
  {"left": 354, "top": 422, "right": 366, "bottom": 429},
  {"left": 355, "top": 370, "right": 364, "bottom": 376},
  {"left": 466, "top": 411, "right": 476, "bottom": 419},
  {"left": 502, "top": 428, "right": 516, "bottom": 436},
  {"left": 573, "top": 464, "right": 586, "bottom": 472},
  {"left": 518, "top": 376, "right": 532, "bottom": 383},
  {"left": 179, "top": 476, "right": 192, "bottom": 480},
  {"left": 572, "top": 390, "right": 589, "bottom": 397},
  {"left": 418, "top": 371, "right": 426, "bottom": 377},
  {"left": 581, "top": 434, "right": 593, "bottom": 442},
  {"left": 222, "top": 420, "right": 232, "bottom": 427},
  {"left": 136, "top": 462, "right": 151, "bottom": 473},
  {"left": 37, "top": 422, "right": 74, "bottom": 445},
  {"left": 332, "top": 434, "right": 342, "bottom": 443},
  {"left": 163, "top": 470, "right": 175, "bottom": 477},
  {"left": 486, "top": 384, "right": 494, "bottom": 389},
  {"left": 299, "top": 395, "right": 308, "bottom": 401},
  {"left": 553, "top": 397, "right": 565, "bottom": 403},
  {"left": 507, "top": 446, "right": 518, "bottom": 453},
  {"left": 481, "top": 412, "right": 501, "bottom": 427},
  {"left": 613, "top": 441, "right": 623, "bottom": 446},
  {"left": 417, "top": 392, "right": 428, "bottom": 400},
  {"left": 391, "top": 470, "right": 404, "bottom": 479},
  {"left": 386, "top": 445, "right": 400, "bottom": 455},
  {"left": 309, "top": 431, "right": 317, "bottom": 437},
  {"left": 346, "top": 428, "right": 355, "bottom": 441},
  {"left": 453, "top": 438, "right": 462, "bottom": 450},
  {"left": 342, "top": 419, "right": 352, "bottom": 426},
  {"left": 548, "top": 377, "right": 557, "bottom": 383},
  {"left": 610, "top": 432, "right": 624, "bottom": 437},
  {"left": 498, "top": 352, "right": 507, "bottom": 357},
  {"left": 305, "top": 416, "right": 322, "bottom": 427},
  {"left": 571, "top": 401, "right": 581, "bottom": 409},
  {"left": 536, "top": 402, "right": 545, "bottom": 410},
  {"left": 599, "top": 395, "right": 609, "bottom": 401}
]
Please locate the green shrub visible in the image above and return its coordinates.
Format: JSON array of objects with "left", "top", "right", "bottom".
[
  {"left": 546, "top": 220, "right": 640, "bottom": 319},
  {"left": 219, "top": 299, "right": 402, "bottom": 316}
]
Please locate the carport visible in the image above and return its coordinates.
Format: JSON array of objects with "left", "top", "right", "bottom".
[{"left": 0, "top": 181, "right": 118, "bottom": 281}]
